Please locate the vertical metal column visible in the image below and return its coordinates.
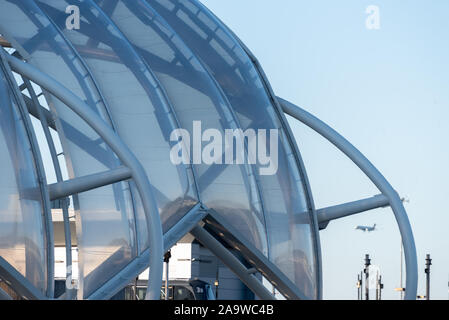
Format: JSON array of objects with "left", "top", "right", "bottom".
[
  {"left": 378, "top": 275, "right": 383, "bottom": 300},
  {"left": 133, "top": 277, "right": 138, "bottom": 300},
  {"left": 214, "top": 265, "right": 219, "bottom": 299},
  {"left": 360, "top": 271, "right": 363, "bottom": 300},
  {"left": 376, "top": 273, "right": 379, "bottom": 300},
  {"left": 364, "top": 254, "right": 371, "bottom": 300},
  {"left": 375, "top": 272, "right": 383, "bottom": 300},
  {"left": 164, "top": 251, "right": 171, "bottom": 300},
  {"left": 425, "top": 254, "right": 431, "bottom": 300},
  {"left": 357, "top": 273, "right": 361, "bottom": 300}
]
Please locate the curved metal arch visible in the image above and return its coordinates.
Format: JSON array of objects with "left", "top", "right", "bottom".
[
  {"left": 156, "top": 0, "right": 321, "bottom": 299},
  {"left": 96, "top": 0, "right": 269, "bottom": 255},
  {"left": 0, "top": 286, "right": 12, "bottom": 300},
  {"left": 102, "top": 0, "right": 269, "bottom": 254},
  {"left": 36, "top": 0, "right": 200, "bottom": 227},
  {"left": 278, "top": 97, "right": 418, "bottom": 300},
  {"left": 32, "top": 0, "right": 200, "bottom": 298},
  {"left": 26, "top": 2, "right": 144, "bottom": 281},
  {"left": 88, "top": 203, "right": 206, "bottom": 300},
  {"left": 0, "top": 48, "right": 54, "bottom": 298},
  {"left": 111, "top": 0, "right": 264, "bottom": 215},
  {"left": 0, "top": 0, "right": 142, "bottom": 299},
  {"left": 236, "top": 39, "right": 323, "bottom": 300},
  {"left": 5, "top": 53, "right": 164, "bottom": 301},
  {"left": 21, "top": 76, "right": 74, "bottom": 299}
]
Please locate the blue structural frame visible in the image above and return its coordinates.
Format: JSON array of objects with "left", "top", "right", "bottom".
[
  {"left": 279, "top": 97, "right": 418, "bottom": 300},
  {"left": 4, "top": 53, "right": 164, "bottom": 300},
  {"left": 0, "top": 0, "right": 418, "bottom": 300}
]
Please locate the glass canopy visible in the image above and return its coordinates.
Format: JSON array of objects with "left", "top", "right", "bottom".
[{"left": 0, "top": 0, "right": 321, "bottom": 300}]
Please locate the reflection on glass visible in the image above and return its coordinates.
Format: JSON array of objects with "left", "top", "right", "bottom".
[
  {"left": 0, "top": 0, "right": 140, "bottom": 298},
  {"left": 33, "top": 0, "right": 200, "bottom": 297},
  {"left": 151, "top": 0, "right": 318, "bottom": 298},
  {"left": 0, "top": 0, "right": 319, "bottom": 299},
  {"left": 0, "top": 65, "right": 47, "bottom": 294},
  {"left": 93, "top": 0, "right": 267, "bottom": 256}
]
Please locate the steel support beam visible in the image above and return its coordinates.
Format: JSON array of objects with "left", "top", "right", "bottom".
[
  {"left": 48, "top": 166, "right": 132, "bottom": 201},
  {"left": 22, "top": 94, "right": 56, "bottom": 130},
  {"left": 0, "top": 49, "right": 55, "bottom": 298},
  {"left": 190, "top": 225, "right": 275, "bottom": 301},
  {"left": 6, "top": 54, "right": 163, "bottom": 300},
  {"left": 203, "top": 211, "right": 307, "bottom": 299},
  {"left": 22, "top": 77, "right": 74, "bottom": 299},
  {"left": 87, "top": 204, "right": 206, "bottom": 300},
  {"left": 238, "top": 40, "right": 323, "bottom": 299},
  {"left": 0, "top": 257, "right": 46, "bottom": 300},
  {"left": 278, "top": 97, "right": 418, "bottom": 300},
  {"left": 0, "top": 37, "right": 11, "bottom": 48},
  {"left": 0, "top": 286, "right": 12, "bottom": 300},
  {"left": 317, "top": 194, "right": 390, "bottom": 229}
]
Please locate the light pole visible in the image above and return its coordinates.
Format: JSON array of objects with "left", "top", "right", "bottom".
[
  {"left": 376, "top": 274, "right": 383, "bottom": 300},
  {"left": 214, "top": 261, "right": 219, "bottom": 299},
  {"left": 425, "top": 254, "right": 431, "bottom": 300},
  {"left": 400, "top": 240, "right": 404, "bottom": 300},
  {"left": 364, "top": 254, "right": 371, "bottom": 300},
  {"left": 164, "top": 250, "right": 171, "bottom": 300},
  {"left": 357, "top": 273, "right": 362, "bottom": 300}
]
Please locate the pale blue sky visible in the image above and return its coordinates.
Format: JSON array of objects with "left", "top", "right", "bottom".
[{"left": 201, "top": 0, "right": 449, "bottom": 299}]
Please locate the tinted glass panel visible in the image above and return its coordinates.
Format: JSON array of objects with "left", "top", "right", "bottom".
[
  {"left": 0, "top": 64, "right": 47, "bottom": 294},
  {"left": 0, "top": 0, "right": 140, "bottom": 298},
  {"left": 93, "top": 0, "right": 267, "bottom": 256},
  {"left": 35, "top": 0, "right": 198, "bottom": 238},
  {"left": 151, "top": 0, "right": 318, "bottom": 298}
]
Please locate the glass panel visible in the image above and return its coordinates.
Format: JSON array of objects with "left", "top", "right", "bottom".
[
  {"left": 151, "top": 0, "right": 318, "bottom": 298},
  {"left": 0, "top": 65, "right": 47, "bottom": 293},
  {"left": 0, "top": 0, "right": 137, "bottom": 298},
  {"left": 35, "top": 0, "right": 199, "bottom": 237},
  {"left": 173, "top": 285, "right": 195, "bottom": 300},
  {"left": 93, "top": 0, "right": 267, "bottom": 254}
]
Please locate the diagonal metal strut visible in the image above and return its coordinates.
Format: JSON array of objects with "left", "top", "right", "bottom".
[
  {"left": 5, "top": 53, "right": 164, "bottom": 300},
  {"left": 278, "top": 96, "right": 418, "bottom": 300}
]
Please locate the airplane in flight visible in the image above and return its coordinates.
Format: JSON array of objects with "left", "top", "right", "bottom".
[{"left": 355, "top": 224, "right": 377, "bottom": 232}]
